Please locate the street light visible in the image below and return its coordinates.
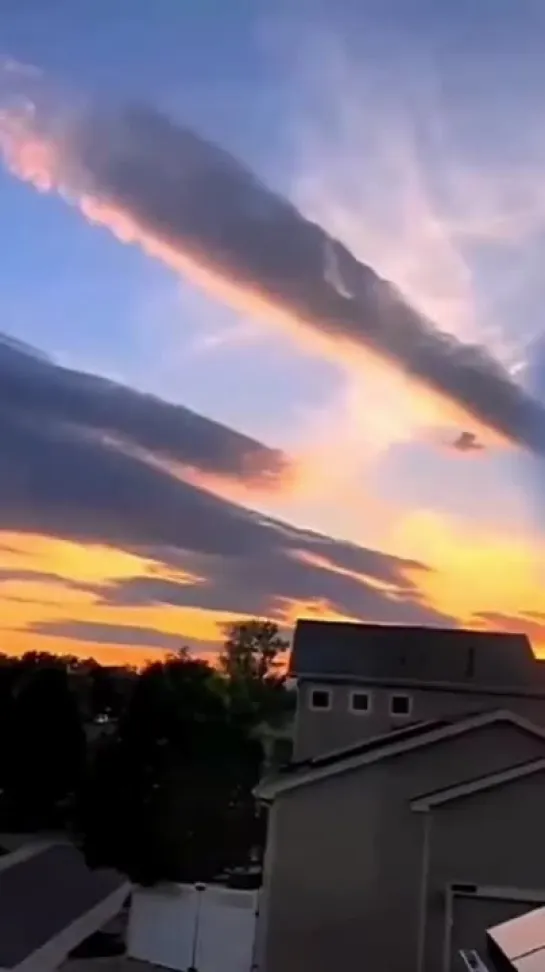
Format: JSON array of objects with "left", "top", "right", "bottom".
[{"left": 188, "top": 882, "right": 206, "bottom": 972}]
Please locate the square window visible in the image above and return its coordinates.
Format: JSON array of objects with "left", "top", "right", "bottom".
[
  {"left": 390, "top": 694, "right": 412, "bottom": 717},
  {"left": 350, "top": 691, "right": 371, "bottom": 714},
  {"left": 310, "top": 688, "right": 331, "bottom": 710}
]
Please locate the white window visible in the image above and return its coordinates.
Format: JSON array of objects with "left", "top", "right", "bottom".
[
  {"left": 390, "top": 693, "right": 412, "bottom": 717},
  {"left": 309, "top": 688, "right": 331, "bottom": 711},
  {"left": 349, "top": 690, "right": 372, "bottom": 714}
]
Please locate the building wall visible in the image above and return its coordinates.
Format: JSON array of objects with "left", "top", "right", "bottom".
[
  {"left": 261, "top": 766, "right": 388, "bottom": 972},
  {"left": 423, "top": 769, "right": 545, "bottom": 971},
  {"left": 261, "top": 721, "right": 545, "bottom": 972},
  {"left": 294, "top": 679, "right": 545, "bottom": 759}
]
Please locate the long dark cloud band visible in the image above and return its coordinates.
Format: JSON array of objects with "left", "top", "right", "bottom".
[
  {"left": 48, "top": 102, "right": 545, "bottom": 457},
  {"left": 0, "top": 334, "right": 290, "bottom": 487}
]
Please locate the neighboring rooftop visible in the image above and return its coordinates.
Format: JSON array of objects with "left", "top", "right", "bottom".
[
  {"left": 289, "top": 620, "right": 545, "bottom": 690},
  {"left": 256, "top": 709, "right": 545, "bottom": 800},
  {"left": 279, "top": 715, "right": 451, "bottom": 777},
  {"left": 0, "top": 840, "right": 129, "bottom": 971}
]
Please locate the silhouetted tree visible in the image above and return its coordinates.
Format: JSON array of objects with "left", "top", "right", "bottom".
[
  {"left": 220, "top": 620, "right": 293, "bottom": 727},
  {"left": 3, "top": 660, "right": 86, "bottom": 830},
  {"left": 0, "top": 655, "right": 20, "bottom": 792},
  {"left": 87, "top": 662, "right": 128, "bottom": 721},
  {"left": 220, "top": 620, "right": 288, "bottom": 682},
  {"left": 77, "top": 651, "right": 263, "bottom": 885}
]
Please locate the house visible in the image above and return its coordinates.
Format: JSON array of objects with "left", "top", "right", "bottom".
[
  {"left": 256, "top": 710, "right": 545, "bottom": 972},
  {"left": 290, "top": 620, "right": 545, "bottom": 759},
  {"left": 254, "top": 622, "right": 545, "bottom": 972}
]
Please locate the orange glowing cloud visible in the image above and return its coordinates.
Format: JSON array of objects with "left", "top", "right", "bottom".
[
  {"left": 0, "top": 531, "right": 231, "bottom": 665},
  {"left": 0, "top": 531, "right": 202, "bottom": 587},
  {"left": 0, "top": 570, "right": 252, "bottom": 666},
  {"left": 274, "top": 596, "right": 360, "bottom": 628}
]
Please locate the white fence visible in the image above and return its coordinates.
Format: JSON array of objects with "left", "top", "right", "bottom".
[{"left": 127, "top": 882, "right": 259, "bottom": 972}]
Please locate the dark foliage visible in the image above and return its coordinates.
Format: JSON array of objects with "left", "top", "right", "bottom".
[
  {"left": 77, "top": 651, "right": 266, "bottom": 884},
  {"left": 1, "top": 656, "right": 86, "bottom": 830},
  {"left": 0, "top": 619, "right": 293, "bottom": 884}
]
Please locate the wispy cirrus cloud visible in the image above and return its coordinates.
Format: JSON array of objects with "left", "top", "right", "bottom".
[
  {"left": 1, "top": 72, "right": 545, "bottom": 464},
  {"left": 289, "top": 30, "right": 545, "bottom": 355}
]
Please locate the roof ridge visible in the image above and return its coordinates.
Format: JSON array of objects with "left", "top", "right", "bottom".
[
  {"left": 290, "top": 620, "right": 539, "bottom": 686},
  {"left": 295, "top": 620, "right": 530, "bottom": 637}
]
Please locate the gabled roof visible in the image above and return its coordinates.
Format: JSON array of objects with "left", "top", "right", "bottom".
[
  {"left": 255, "top": 710, "right": 545, "bottom": 800},
  {"left": 290, "top": 620, "right": 545, "bottom": 693},
  {"left": 0, "top": 841, "right": 129, "bottom": 972},
  {"left": 411, "top": 757, "right": 545, "bottom": 812}
]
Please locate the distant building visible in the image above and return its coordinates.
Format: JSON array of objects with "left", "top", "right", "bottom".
[
  {"left": 289, "top": 620, "right": 545, "bottom": 759},
  {"left": 255, "top": 621, "right": 545, "bottom": 972}
]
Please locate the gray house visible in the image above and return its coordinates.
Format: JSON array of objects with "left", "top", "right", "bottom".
[
  {"left": 290, "top": 620, "right": 545, "bottom": 759},
  {"left": 255, "top": 621, "right": 545, "bottom": 972}
]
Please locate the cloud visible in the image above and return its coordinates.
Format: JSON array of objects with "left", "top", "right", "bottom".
[
  {"left": 0, "top": 333, "right": 451, "bottom": 630},
  {"left": 0, "top": 332, "right": 291, "bottom": 489},
  {"left": 29, "top": 619, "right": 199, "bottom": 654},
  {"left": 451, "top": 431, "right": 485, "bottom": 454},
  {"left": 97, "top": 544, "right": 441, "bottom": 630},
  {"left": 0, "top": 567, "right": 102, "bottom": 596},
  {"left": 2, "top": 90, "right": 545, "bottom": 458}
]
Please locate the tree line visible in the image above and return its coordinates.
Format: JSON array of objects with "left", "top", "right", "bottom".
[{"left": 0, "top": 620, "right": 294, "bottom": 886}]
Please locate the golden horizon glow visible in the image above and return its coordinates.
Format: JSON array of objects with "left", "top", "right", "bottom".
[{"left": 0, "top": 527, "right": 543, "bottom": 665}]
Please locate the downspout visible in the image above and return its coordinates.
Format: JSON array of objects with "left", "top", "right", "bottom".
[{"left": 416, "top": 810, "right": 432, "bottom": 972}]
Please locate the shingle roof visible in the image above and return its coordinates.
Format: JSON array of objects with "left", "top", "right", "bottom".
[
  {"left": 255, "top": 710, "right": 545, "bottom": 800},
  {"left": 278, "top": 712, "right": 469, "bottom": 778},
  {"left": 289, "top": 621, "right": 544, "bottom": 690},
  {"left": 0, "top": 843, "right": 126, "bottom": 968}
]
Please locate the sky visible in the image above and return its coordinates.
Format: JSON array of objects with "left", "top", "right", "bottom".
[{"left": 1, "top": 0, "right": 545, "bottom": 666}]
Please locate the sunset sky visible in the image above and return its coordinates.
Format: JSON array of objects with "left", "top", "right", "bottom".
[{"left": 1, "top": 0, "right": 545, "bottom": 666}]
